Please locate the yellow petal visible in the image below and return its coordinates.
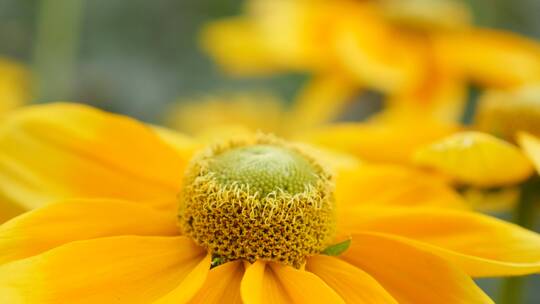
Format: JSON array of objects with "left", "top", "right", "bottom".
[
  {"left": 306, "top": 255, "right": 397, "bottom": 303},
  {"left": 189, "top": 261, "right": 244, "bottom": 304},
  {"left": 200, "top": 18, "right": 281, "bottom": 75},
  {"left": 379, "top": 0, "right": 472, "bottom": 31},
  {"left": 0, "top": 195, "right": 25, "bottom": 224},
  {"left": 246, "top": 0, "right": 342, "bottom": 72},
  {"left": 414, "top": 131, "right": 534, "bottom": 187},
  {"left": 304, "top": 121, "right": 458, "bottom": 164},
  {"left": 288, "top": 74, "right": 359, "bottom": 132},
  {"left": 154, "top": 253, "right": 211, "bottom": 304},
  {"left": 384, "top": 69, "right": 468, "bottom": 124},
  {"left": 0, "top": 103, "right": 188, "bottom": 211},
  {"left": 334, "top": 9, "right": 423, "bottom": 93},
  {"left": 342, "top": 232, "right": 493, "bottom": 304},
  {"left": 0, "top": 236, "right": 208, "bottom": 304},
  {"left": 336, "top": 164, "right": 467, "bottom": 210},
  {"left": 518, "top": 132, "right": 540, "bottom": 174},
  {"left": 437, "top": 29, "right": 540, "bottom": 88},
  {"left": 241, "top": 260, "right": 344, "bottom": 304},
  {"left": 151, "top": 125, "right": 200, "bottom": 157},
  {"left": 340, "top": 207, "right": 540, "bottom": 277},
  {"left": 0, "top": 57, "right": 30, "bottom": 115},
  {"left": 165, "top": 93, "right": 287, "bottom": 137},
  {"left": 475, "top": 86, "right": 540, "bottom": 141},
  {"left": 0, "top": 199, "right": 178, "bottom": 265}
]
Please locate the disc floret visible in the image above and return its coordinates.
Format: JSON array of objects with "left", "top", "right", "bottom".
[{"left": 178, "top": 135, "right": 335, "bottom": 268}]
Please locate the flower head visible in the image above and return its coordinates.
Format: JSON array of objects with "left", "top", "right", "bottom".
[
  {"left": 179, "top": 135, "right": 336, "bottom": 267},
  {"left": 201, "top": 0, "right": 540, "bottom": 123},
  {"left": 0, "top": 103, "right": 540, "bottom": 303}
]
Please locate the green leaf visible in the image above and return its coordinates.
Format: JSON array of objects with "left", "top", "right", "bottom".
[{"left": 322, "top": 239, "right": 352, "bottom": 256}]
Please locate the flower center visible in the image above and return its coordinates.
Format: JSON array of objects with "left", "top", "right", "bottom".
[
  {"left": 475, "top": 87, "right": 540, "bottom": 140},
  {"left": 178, "top": 136, "right": 336, "bottom": 268}
]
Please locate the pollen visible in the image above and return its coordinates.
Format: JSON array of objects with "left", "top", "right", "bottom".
[
  {"left": 476, "top": 87, "right": 540, "bottom": 140},
  {"left": 178, "top": 135, "right": 336, "bottom": 268}
]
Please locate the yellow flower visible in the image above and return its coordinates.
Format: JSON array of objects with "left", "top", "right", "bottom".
[
  {"left": 201, "top": 0, "right": 540, "bottom": 123},
  {"left": 305, "top": 84, "right": 540, "bottom": 188},
  {"left": 166, "top": 74, "right": 359, "bottom": 139},
  {"left": 165, "top": 93, "right": 288, "bottom": 139},
  {"left": 0, "top": 57, "right": 31, "bottom": 116},
  {"left": 0, "top": 103, "right": 539, "bottom": 303},
  {"left": 413, "top": 85, "right": 540, "bottom": 188}
]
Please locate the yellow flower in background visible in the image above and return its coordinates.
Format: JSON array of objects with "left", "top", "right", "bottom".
[
  {"left": 165, "top": 93, "right": 289, "bottom": 139},
  {"left": 1, "top": 103, "right": 540, "bottom": 303},
  {"left": 201, "top": 0, "right": 540, "bottom": 123},
  {"left": 304, "top": 85, "right": 540, "bottom": 211},
  {"left": 166, "top": 74, "right": 359, "bottom": 139},
  {"left": 0, "top": 57, "right": 31, "bottom": 116},
  {"left": 414, "top": 85, "right": 540, "bottom": 187}
]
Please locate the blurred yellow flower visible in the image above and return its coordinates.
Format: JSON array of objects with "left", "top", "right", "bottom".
[
  {"left": 0, "top": 57, "right": 31, "bottom": 116},
  {"left": 201, "top": 0, "right": 540, "bottom": 123},
  {"left": 305, "top": 85, "right": 540, "bottom": 188},
  {"left": 166, "top": 93, "right": 288, "bottom": 139},
  {"left": 166, "top": 74, "right": 359, "bottom": 139},
  {"left": 413, "top": 86, "right": 540, "bottom": 187},
  {"left": 0, "top": 103, "right": 539, "bottom": 303}
]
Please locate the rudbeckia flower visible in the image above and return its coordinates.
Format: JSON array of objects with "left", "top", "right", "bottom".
[
  {"left": 410, "top": 86, "right": 540, "bottom": 188},
  {"left": 0, "top": 103, "right": 540, "bottom": 303},
  {"left": 305, "top": 85, "right": 540, "bottom": 188},
  {"left": 201, "top": 0, "right": 540, "bottom": 123},
  {"left": 165, "top": 73, "right": 360, "bottom": 140},
  {"left": 0, "top": 57, "right": 31, "bottom": 116}
]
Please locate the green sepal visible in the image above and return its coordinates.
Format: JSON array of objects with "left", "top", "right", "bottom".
[
  {"left": 322, "top": 239, "right": 351, "bottom": 256},
  {"left": 210, "top": 256, "right": 226, "bottom": 269}
]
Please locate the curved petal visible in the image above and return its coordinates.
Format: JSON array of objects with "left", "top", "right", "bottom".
[
  {"left": 384, "top": 72, "right": 468, "bottom": 124},
  {"left": 475, "top": 86, "right": 540, "bottom": 141},
  {"left": 518, "top": 132, "right": 540, "bottom": 174},
  {"left": 414, "top": 131, "right": 534, "bottom": 187},
  {"left": 306, "top": 255, "right": 397, "bottom": 303},
  {"left": 0, "top": 57, "right": 30, "bottom": 115},
  {"left": 304, "top": 121, "right": 458, "bottom": 164},
  {"left": 151, "top": 126, "right": 200, "bottom": 157},
  {"left": 289, "top": 74, "right": 359, "bottom": 132},
  {"left": 0, "top": 103, "right": 189, "bottom": 211},
  {"left": 0, "top": 196, "right": 25, "bottom": 224},
  {"left": 333, "top": 10, "right": 422, "bottom": 93},
  {"left": 342, "top": 232, "right": 493, "bottom": 304},
  {"left": 189, "top": 261, "right": 244, "bottom": 304},
  {"left": 437, "top": 29, "right": 540, "bottom": 88},
  {"left": 0, "top": 199, "right": 179, "bottom": 265},
  {"left": 340, "top": 207, "right": 540, "bottom": 277},
  {"left": 336, "top": 164, "right": 467, "bottom": 210},
  {"left": 379, "top": 0, "right": 472, "bottom": 30},
  {"left": 200, "top": 18, "right": 281, "bottom": 75},
  {"left": 165, "top": 93, "right": 287, "bottom": 138},
  {"left": 0, "top": 236, "right": 208, "bottom": 304},
  {"left": 153, "top": 253, "right": 211, "bottom": 304},
  {"left": 241, "top": 260, "right": 344, "bottom": 304}
]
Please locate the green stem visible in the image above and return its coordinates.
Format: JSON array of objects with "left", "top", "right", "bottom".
[
  {"left": 33, "top": 0, "right": 85, "bottom": 102},
  {"left": 499, "top": 178, "right": 539, "bottom": 304}
]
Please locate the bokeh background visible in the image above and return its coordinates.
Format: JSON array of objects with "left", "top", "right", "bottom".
[
  {"left": 0, "top": 0, "right": 539, "bottom": 302},
  {"left": 1, "top": 0, "right": 540, "bottom": 123}
]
